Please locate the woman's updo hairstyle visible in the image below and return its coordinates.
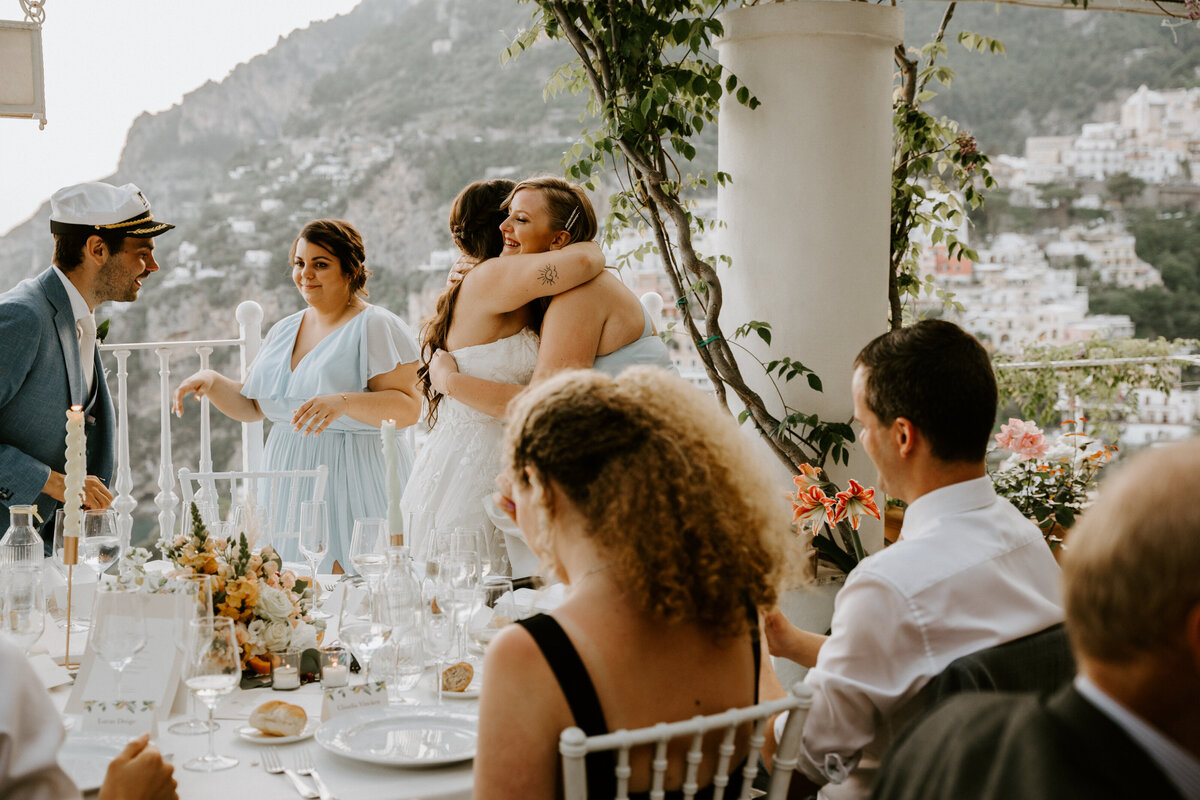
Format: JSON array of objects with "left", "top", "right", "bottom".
[
  {"left": 291, "top": 219, "right": 370, "bottom": 297},
  {"left": 503, "top": 368, "right": 798, "bottom": 639},
  {"left": 505, "top": 175, "right": 598, "bottom": 245}
]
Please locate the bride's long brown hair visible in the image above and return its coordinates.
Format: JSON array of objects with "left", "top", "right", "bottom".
[{"left": 418, "top": 179, "right": 515, "bottom": 427}]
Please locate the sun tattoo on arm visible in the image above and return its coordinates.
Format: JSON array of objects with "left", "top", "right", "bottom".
[{"left": 537, "top": 263, "right": 559, "bottom": 286}]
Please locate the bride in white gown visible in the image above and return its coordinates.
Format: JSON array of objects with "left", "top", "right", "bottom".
[{"left": 401, "top": 178, "right": 603, "bottom": 573}]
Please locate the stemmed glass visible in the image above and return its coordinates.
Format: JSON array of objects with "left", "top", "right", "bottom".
[
  {"left": 168, "top": 574, "right": 216, "bottom": 735},
  {"left": 0, "top": 564, "right": 46, "bottom": 655},
  {"left": 349, "top": 518, "right": 388, "bottom": 586},
  {"left": 433, "top": 529, "right": 481, "bottom": 660},
  {"left": 79, "top": 509, "right": 122, "bottom": 578},
  {"left": 183, "top": 616, "right": 240, "bottom": 772},
  {"left": 338, "top": 582, "right": 392, "bottom": 681},
  {"left": 422, "top": 607, "right": 454, "bottom": 705},
  {"left": 470, "top": 576, "right": 516, "bottom": 653},
  {"left": 50, "top": 514, "right": 91, "bottom": 632},
  {"left": 90, "top": 586, "right": 147, "bottom": 700},
  {"left": 299, "top": 500, "right": 331, "bottom": 619},
  {"left": 231, "top": 502, "right": 270, "bottom": 552}
]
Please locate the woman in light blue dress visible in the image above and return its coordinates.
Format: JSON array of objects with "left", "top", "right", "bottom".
[{"left": 174, "top": 219, "right": 421, "bottom": 571}]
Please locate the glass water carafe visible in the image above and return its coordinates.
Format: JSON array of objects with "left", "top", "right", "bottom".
[{"left": 1, "top": 504, "right": 44, "bottom": 566}]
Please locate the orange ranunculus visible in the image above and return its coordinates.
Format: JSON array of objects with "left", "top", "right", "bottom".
[
  {"left": 832, "top": 480, "right": 882, "bottom": 531},
  {"left": 793, "top": 486, "right": 835, "bottom": 532}
]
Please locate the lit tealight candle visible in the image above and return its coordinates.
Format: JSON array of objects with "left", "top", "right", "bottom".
[
  {"left": 322, "top": 664, "right": 349, "bottom": 688},
  {"left": 272, "top": 664, "right": 301, "bottom": 691}
]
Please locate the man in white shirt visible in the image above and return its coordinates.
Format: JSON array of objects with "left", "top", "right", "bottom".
[
  {"left": 872, "top": 440, "right": 1200, "bottom": 800},
  {"left": 0, "top": 181, "right": 172, "bottom": 548},
  {"left": 766, "top": 319, "right": 1063, "bottom": 799}
]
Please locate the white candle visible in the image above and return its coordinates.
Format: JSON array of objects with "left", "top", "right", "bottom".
[
  {"left": 272, "top": 665, "right": 301, "bottom": 690},
  {"left": 381, "top": 419, "right": 403, "bottom": 545},
  {"left": 322, "top": 664, "right": 349, "bottom": 688},
  {"left": 63, "top": 406, "right": 86, "bottom": 540}
]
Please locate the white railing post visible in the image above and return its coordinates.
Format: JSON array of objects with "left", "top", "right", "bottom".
[
  {"left": 194, "top": 345, "right": 214, "bottom": 509},
  {"left": 237, "top": 301, "right": 265, "bottom": 472},
  {"left": 154, "top": 347, "right": 178, "bottom": 540},
  {"left": 111, "top": 349, "right": 135, "bottom": 552}
]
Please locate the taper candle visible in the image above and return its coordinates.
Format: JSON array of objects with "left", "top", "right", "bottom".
[
  {"left": 63, "top": 405, "right": 86, "bottom": 543},
  {"left": 381, "top": 419, "right": 403, "bottom": 546}
]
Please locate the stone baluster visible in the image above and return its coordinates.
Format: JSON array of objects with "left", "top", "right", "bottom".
[
  {"left": 154, "top": 347, "right": 178, "bottom": 540},
  {"left": 110, "top": 349, "right": 135, "bottom": 552},
  {"left": 237, "top": 301, "right": 264, "bottom": 472}
]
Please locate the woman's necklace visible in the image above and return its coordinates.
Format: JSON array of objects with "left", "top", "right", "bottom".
[{"left": 572, "top": 563, "right": 612, "bottom": 588}]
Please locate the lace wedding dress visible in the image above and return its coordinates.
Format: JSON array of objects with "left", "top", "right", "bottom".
[{"left": 401, "top": 328, "right": 539, "bottom": 574}]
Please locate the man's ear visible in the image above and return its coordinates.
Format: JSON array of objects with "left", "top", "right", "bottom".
[
  {"left": 893, "top": 416, "right": 918, "bottom": 459},
  {"left": 84, "top": 234, "right": 110, "bottom": 266}
]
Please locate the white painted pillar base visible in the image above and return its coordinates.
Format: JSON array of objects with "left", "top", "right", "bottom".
[{"left": 717, "top": 1, "right": 903, "bottom": 554}]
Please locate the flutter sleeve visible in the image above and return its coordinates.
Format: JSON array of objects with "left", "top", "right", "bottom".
[{"left": 362, "top": 306, "right": 420, "bottom": 383}]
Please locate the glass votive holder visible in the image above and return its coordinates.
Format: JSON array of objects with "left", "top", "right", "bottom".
[
  {"left": 321, "top": 646, "right": 350, "bottom": 688},
  {"left": 271, "top": 649, "right": 301, "bottom": 691}
]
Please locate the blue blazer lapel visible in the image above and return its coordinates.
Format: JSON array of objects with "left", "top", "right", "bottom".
[{"left": 38, "top": 269, "right": 85, "bottom": 406}]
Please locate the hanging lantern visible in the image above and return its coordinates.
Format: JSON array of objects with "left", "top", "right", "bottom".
[{"left": 0, "top": 1, "right": 46, "bottom": 128}]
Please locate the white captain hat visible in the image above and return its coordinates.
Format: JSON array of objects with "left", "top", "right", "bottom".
[{"left": 49, "top": 181, "right": 175, "bottom": 238}]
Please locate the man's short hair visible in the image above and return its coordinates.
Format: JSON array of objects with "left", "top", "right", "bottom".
[
  {"left": 854, "top": 320, "right": 997, "bottom": 463},
  {"left": 52, "top": 230, "right": 128, "bottom": 272},
  {"left": 1064, "top": 440, "right": 1200, "bottom": 663}
]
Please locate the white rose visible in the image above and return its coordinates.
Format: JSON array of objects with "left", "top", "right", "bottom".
[
  {"left": 246, "top": 619, "right": 266, "bottom": 647},
  {"left": 257, "top": 584, "right": 295, "bottom": 623},
  {"left": 261, "top": 620, "right": 292, "bottom": 653},
  {"left": 290, "top": 621, "right": 318, "bottom": 653}
]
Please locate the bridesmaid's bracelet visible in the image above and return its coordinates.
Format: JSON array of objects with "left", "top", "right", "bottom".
[{"left": 340, "top": 393, "right": 349, "bottom": 408}]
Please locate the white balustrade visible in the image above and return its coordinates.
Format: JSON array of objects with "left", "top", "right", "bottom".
[{"left": 98, "top": 301, "right": 265, "bottom": 549}]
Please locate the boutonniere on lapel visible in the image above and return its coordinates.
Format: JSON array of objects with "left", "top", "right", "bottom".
[{"left": 96, "top": 318, "right": 110, "bottom": 344}]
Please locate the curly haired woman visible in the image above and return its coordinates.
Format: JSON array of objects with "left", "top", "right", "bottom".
[{"left": 475, "top": 367, "right": 797, "bottom": 800}]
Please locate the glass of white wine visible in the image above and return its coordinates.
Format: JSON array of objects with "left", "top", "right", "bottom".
[
  {"left": 168, "top": 574, "right": 217, "bottom": 736},
  {"left": 183, "top": 616, "right": 240, "bottom": 772},
  {"left": 349, "top": 518, "right": 388, "bottom": 587}
]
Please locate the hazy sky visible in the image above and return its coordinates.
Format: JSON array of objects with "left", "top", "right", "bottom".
[{"left": 0, "top": 0, "right": 363, "bottom": 235}]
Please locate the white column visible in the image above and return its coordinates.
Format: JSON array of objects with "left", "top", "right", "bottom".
[
  {"left": 717, "top": 1, "right": 902, "bottom": 553},
  {"left": 237, "top": 301, "right": 264, "bottom": 472}
]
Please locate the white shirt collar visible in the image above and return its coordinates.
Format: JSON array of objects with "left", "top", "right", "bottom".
[
  {"left": 1076, "top": 674, "right": 1200, "bottom": 799},
  {"left": 899, "top": 476, "right": 996, "bottom": 541},
  {"left": 51, "top": 265, "right": 93, "bottom": 324}
]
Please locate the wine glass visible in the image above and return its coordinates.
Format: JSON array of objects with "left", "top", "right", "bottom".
[
  {"left": 79, "top": 509, "right": 122, "bottom": 578},
  {"left": 422, "top": 607, "right": 454, "bottom": 705},
  {"left": 183, "top": 616, "right": 240, "bottom": 772},
  {"left": 90, "top": 587, "right": 147, "bottom": 700},
  {"left": 435, "top": 529, "right": 480, "bottom": 660},
  {"left": 299, "top": 500, "right": 330, "bottom": 619},
  {"left": 231, "top": 502, "right": 270, "bottom": 552},
  {"left": 0, "top": 564, "right": 45, "bottom": 655},
  {"left": 349, "top": 518, "right": 388, "bottom": 586},
  {"left": 338, "top": 583, "right": 392, "bottom": 681},
  {"left": 470, "top": 575, "right": 516, "bottom": 653},
  {"left": 168, "top": 574, "right": 216, "bottom": 735}
]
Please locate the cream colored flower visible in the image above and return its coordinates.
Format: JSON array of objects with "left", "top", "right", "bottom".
[
  {"left": 257, "top": 584, "right": 295, "bottom": 623},
  {"left": 261, "top": 620, "right": 292, "bottom": 652}
]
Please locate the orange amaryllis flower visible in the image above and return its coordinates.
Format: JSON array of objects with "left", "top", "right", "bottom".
[
  {"left": 793, "top": 486, "right": 835, "bottom": 532},
  {"left": 792, "top": 464, "right": 824, "bottom": 494},
  {"left": 831, "top": 480, "right": 882, "bottom": 531}
]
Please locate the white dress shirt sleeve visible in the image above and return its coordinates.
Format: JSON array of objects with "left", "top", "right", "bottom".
[
  {"left": 798, "top": 568, "right": 932, "bottom": 786},
  {"left": 0, "top": 639, "right": 82, "bottom": 800}
]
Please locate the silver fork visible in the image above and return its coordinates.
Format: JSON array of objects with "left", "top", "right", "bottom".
[
  {"left": 295, "top": 749, "right": 338, "bottom": 800},
  {"left": 262, "top": 747, "right": 317, "bottom": 799}
]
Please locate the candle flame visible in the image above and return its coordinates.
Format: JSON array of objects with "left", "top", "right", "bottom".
[{"left": 70, "top": 405, "right": 82, "bottom": 412}]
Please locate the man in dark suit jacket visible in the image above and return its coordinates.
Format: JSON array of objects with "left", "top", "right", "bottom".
[
  {"left": 872, "top": 441, "right": 1200, "bottom": 800},
  {"left": 0, "top": 182, "right": 173, "bottom": 550}
]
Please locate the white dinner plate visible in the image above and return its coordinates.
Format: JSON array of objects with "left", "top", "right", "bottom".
[
  {"left": 237, "top": 719, "right": 320, "bottom": 744},
  {"left": 59, "top": 733, "right": 129, "bottom": 792},
  {"left": 425, "top": 664, "right": 482, "bottom": 699},
  {"left": 316, "top": 706, "right": 478, "bottom": 766}
]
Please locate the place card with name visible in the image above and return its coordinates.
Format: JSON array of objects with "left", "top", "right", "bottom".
[
  {"left": 65, "top": 593, "right": 183, "bottom": 723},
  {"left": 321, "top": 680, "right": 389, "bottom": 721},
  {"left": 80, "top": 699, "right": 158, "bottom": 736}
]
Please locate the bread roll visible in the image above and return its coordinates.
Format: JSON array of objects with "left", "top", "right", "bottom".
[
  {"left": 441, "top": 661, "right": 474, "bottom": 692},
  {"left": 250, "top": 700, "right": 307, "bottom": 736}
]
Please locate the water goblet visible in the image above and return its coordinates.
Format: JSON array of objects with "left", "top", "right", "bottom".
[
  {"left": 299, "top": 500, "right": 331, "bottom": 619},
  {"left": 0, "top": 564, "right": 45, "bottom": 655},
  {"left": 183, "top": 617, "right": 240, "bottom": 772},
  {"left": 79, "top": 509, "right": 122, "bottom": 578},
  {"left": 350, "top": 518, "right": 388, "bottom": 586},
  {"left": 338, "top": 583, "right": 392, "bottom": 681},
  {"left": 168, "top": 574, "right": 217, "bottom": 735},
  {"left": 90, "top": 586, "right": 147, "bottom": 700},
  {"left": 470, "top": 576, "right": 516, "bottom": 653},
  {"left": 230, "top": 502, "right": 271, "bottom": 552}
]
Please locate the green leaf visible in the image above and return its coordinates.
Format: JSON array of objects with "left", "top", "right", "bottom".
[{"left": 807, "top": 373, "right": 823, "bottom": 392}]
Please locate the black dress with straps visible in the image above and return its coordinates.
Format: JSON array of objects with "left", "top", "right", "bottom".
[{"left": 515, "top": 612, "right": 761, "bottom": 800}]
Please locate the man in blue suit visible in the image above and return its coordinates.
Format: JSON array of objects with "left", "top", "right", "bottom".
[{"left": 0, "top": 182, "right": 174, "bottom": 551}]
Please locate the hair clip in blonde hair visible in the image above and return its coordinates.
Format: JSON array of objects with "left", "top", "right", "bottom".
[{"left": 564, "top": 205, "right": 581, "bottom": 233}]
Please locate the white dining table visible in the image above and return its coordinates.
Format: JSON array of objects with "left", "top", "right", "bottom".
[{"left": 33, "top": 573, "right": 482, "bottom": 800}]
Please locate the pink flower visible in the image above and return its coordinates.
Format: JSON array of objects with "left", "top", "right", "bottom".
[
  {"left": 995, "top": 418, "right": 1049, "bottom": 460},
  {"left": 792, "top": 486, "right": 835, "bottom": 532},
  {"left": 792, "top": 464, "right": 824, "bottom": 494},
  {"left": 831, "top": 480, "right": 882, "bottom": 531}
]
